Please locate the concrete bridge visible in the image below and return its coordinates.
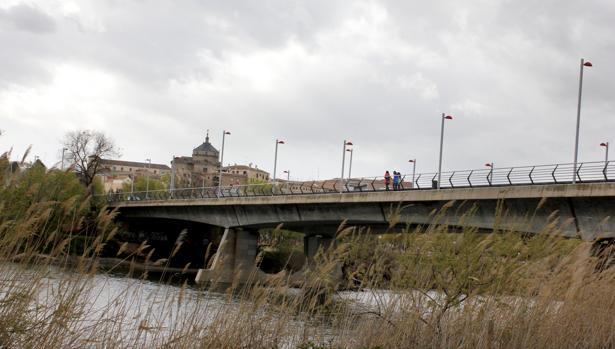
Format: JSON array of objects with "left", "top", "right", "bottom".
[{"left": 108, "top": 181, "right": 615, "bottom": 285}]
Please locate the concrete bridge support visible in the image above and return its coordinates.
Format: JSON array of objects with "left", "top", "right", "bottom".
[
  {"left": 304, "top": 235, "right": 335, "bottom": 265},
  {"left": 195, "top": 227, "right": 265, "bottom": 285},
  {"left": 285, "top": 234, "right": 344, "bottom": 288}
]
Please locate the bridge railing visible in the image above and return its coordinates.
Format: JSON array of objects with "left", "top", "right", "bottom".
[{"left": 100, "top": 160, "right": 614, "bottom": 203}]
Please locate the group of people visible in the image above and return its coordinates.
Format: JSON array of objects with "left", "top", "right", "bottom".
[{"left": 384, "top": 170, "right": 403, "bottom": 191}]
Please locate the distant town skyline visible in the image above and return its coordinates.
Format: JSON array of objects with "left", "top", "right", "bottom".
[{"left": 2, "top": 0, "right": 615, "bottom": 180}]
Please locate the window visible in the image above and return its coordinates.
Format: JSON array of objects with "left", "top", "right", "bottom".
[
  {"left": 113, "top": 166, "right": 116, "bottom": 171},
  {"left": 243, "top": 171, "right": 247, "bottom": 175},
  {"left": 121, "top": 167, "right": 124, "bottom": 171},
  {"left": 203, "top": 167, "right": 207, "bottom": 173},
  {"left": 154, "top": 170, "right": 157, "bottom": 174}
]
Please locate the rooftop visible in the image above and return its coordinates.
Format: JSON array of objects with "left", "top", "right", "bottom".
[
  {"left": 193, "top": 133, "right": 219, "bottom": 154},
  {"left": 100, "top": 159, "right": 171, "bottom": 171},
  {"left": 224, "top": 164, "right": 269, "bottom": 174}
]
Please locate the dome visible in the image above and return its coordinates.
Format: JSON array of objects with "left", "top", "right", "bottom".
[{"left": 193, "top": 134, "right": 219, "bottom": 154}]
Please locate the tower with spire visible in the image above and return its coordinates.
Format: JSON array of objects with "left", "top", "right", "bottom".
[
  {"left": 171, "top": 129, "right": 221, "bottom": 188},
  {"left": 192, "top": 130, "right": 219, "bottom": 161}
]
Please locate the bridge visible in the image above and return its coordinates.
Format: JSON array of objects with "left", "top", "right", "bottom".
[{"left": 104, "top": 161, "right": 615, "bottom": 284}]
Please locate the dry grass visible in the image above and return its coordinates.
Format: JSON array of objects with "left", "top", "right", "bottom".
[{"left": 1, "top": 152, "right": 615, "bottom": 348}]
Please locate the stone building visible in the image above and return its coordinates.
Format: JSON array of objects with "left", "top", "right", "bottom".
[
  {"left": 172, "top": 133, "right": 221, "bottom": 188},
  {"left": 98, "top": 159, "right": 171, "bottom": 192},
  {"left": 223, "top": 164, "right": 270, "bottom": 182},
  {"left": 171, "top": 133, "right": 271, "bottom": 188}
]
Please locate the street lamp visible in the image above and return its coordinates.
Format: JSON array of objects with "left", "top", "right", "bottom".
[
  {"left": 346, "top": 148, "right": 354, "bottom": 179},
  {"left": 218, "top": 130, "right": 231, "bottom": 195},
  {"left": 573, "top": 58, "right": 593, "bottom": 184},
  {"left": 600, "top": 142, "right": 609, "bottom": 163},
  {"left": 273, "top": 139, "right": 285, "bottom": 183},
  {"left": 145, "top": 158, "right": 151, "bottom": 199},
  {"left": 130, "top": 172, "right": 135, "bottom": 198},
  {"left": 408, "top": 159, "right": 416, "bottom": 188},
  {"left": 340, "top": 140, "right": 353, "bottom": 193},
  {"left": 61, "top": 147, "right": 68, "bottom": 170},
  {"left": 283, "top": 170, "right": 290, "bottom": 181},
  {"left": 437, "top": 114, "right": 453, "bottom": 189},
  {"left": 341, "top": 140, "right": 353, "bottom": 179},
  {"left": 485, "top": 162, "right": 494, "bottom": 185},
  {"left": 170, "top": 156, "right": 176, "bottom": 193}
]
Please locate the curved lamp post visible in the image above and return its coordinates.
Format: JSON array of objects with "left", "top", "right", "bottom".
[
  {"left": 145, "top": 158, "right": 151, "bottom": 199},
  {"left": 573, "top": 58, "right": 593, "bottom": 183},
  {"left": 218, "top": 130, "right": 231, "bottom": 195},
  {"left": 346, "top": 148, "right": 354, "bottom": 179},
  {"left": 341, "top": 140, "right": 353, "bottom": 192},
  {"left": 601, "top": 142, "right": 609, "bottom": 163},
  {"left": 408, "top": 159, "right": 416, "bottom": 188},
  {"left": 437, "top": 114, "right": 453, "bottom": 189},
  {"left": 273, "top": 139, "right": 285, "bottom": 184}
]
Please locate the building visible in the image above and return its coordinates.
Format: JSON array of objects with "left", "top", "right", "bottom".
[
  {"left": 172, "top": 132, "right": 271, "bottom": 188},
  {"left": 98, "top": 159, "right": 171, "bottom": 192},
  {"left": 99, "top": 159, "right": 171, "bottom": 176},
  {"left": 223, "top": 164, "right": 270, "bottom": 182},
  {"left": 173, "top": 132, "right": 221, "bottom": 188}
]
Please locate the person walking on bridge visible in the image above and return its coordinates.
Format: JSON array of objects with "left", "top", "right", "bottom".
[
  {"left": 384, "top": 171, "right": 391, "bottom": 191},
  {"left": 393, "top": 171, "right": 400, "bottom": 190}
]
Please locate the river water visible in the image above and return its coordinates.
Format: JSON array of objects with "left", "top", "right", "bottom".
[{"left": 1, "top": 263, "right": 400, "bottom": 347}]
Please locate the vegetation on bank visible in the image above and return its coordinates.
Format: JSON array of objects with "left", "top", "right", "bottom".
[{"left": 2, "top": 145, "right": 615, "bottom": 348}]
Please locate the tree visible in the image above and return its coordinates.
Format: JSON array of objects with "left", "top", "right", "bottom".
[
  {"left": 63, "top": 130, "right": 119, "bottom": 189},
  {"left": 122, "top": 176, "right": 166, "bottom": 193}
]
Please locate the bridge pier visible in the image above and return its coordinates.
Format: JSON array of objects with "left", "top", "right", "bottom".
[
  {"left": 195, "top": 227, "right": 265, "bottom": 286},
  {"left": 304, "top": 235, "right": 335, "bottom": 266},
  {"left": 283, "top": 234, "right": 344, "bottom": 288}
]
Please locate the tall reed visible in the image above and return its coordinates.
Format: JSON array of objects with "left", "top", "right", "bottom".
[{"left": 1, "top": 152, "right": 614, "bottom": 348}]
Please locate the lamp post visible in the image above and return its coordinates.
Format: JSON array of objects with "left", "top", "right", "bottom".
[
  {"left": 573, "top": 58, "right": 593, "bottom": 184},
  {"left": 437, "top": 114, "right": 453, "bottom": 189},
  {"left": 61, "top": 147, "right": 68, "bottom": 170},
  {"left": 170, "top": 156, "right": 176, "bottom": 193},
  {"left": 485, "top": 162, "right": 494, "bottom": 185},
  {"left": 408, "top": 159, "right": 416, "bottom": 188},
  {"left": 283, "top": 170, "right": 290, "bottom": 181},
  {"left": 601, "top": 142, "right": 609, "bottom": 163},
  {"left": 273, "top": 139, "right": 285, "bottom": 183},
  {"left": 130, "top": 173, "right": 134, "bottom": 198},
  {"left": 341, "top": 140, "right": 353, "bottom": 179},
  {"left": 145, "top": 158, "right": 151, "bottom": 199},
  {"left": 346, "top": 148, "right": 354, "bottom": 179},
  {"left": 218, "top": 130, "right": 231, "bottom": 195}
]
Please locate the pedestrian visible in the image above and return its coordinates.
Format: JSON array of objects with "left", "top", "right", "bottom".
[
  {"left": 384, "top": 171, "right": 391, "bottom": 191},
  {"left": 393, "top": 171, "right": 400, "bottom": 190}
]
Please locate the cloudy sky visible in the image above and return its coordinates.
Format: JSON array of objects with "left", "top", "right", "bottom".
[{"left": 1, "top": 0, "right": 614, "bottom": 180}]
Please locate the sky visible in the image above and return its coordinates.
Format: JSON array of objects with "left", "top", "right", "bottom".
[{"left": 1, "top": 0, "right": 614, "bottom": 181}]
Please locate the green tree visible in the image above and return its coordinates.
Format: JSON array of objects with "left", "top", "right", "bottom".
[{"left": 122, "top": 176, "right": 166, "bottom": 193}]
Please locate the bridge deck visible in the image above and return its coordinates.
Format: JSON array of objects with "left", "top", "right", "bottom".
[{"left": 109, "top": 182, "right": 615, "bottom": 208}]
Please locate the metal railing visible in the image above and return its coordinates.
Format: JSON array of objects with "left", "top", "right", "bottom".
[{"left": 101, "top": 161, "right": 614, "bottom": 203}]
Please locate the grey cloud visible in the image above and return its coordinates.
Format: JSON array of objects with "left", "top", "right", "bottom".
[
  {"left": 0, "top": 4, "right": 56, "bottom": 34},
  {"left": 2, "top": 0, "right": 615, "bottom": 180}
]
